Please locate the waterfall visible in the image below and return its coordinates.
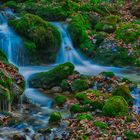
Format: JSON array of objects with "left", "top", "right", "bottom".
[{"left": 0, "top": 10, "right": 28, "bottom": 66}]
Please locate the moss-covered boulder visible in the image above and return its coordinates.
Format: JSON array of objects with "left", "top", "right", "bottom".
[
  {"left": 9, "top": 13, "right": 61, "bottom": 64},
  {"left": 71, "top": 79, "right": 89, "bottom": 92},
  {"left": 94, "top": 44, "right": 136, "bottom": 66},
  {"left": 61, "top": 79, "right": 71, "bottom": 91},
  {"left": 70, "top": 104, "right": 81, "bottom": 113},
  {"left": 115, "top": 23, "right": 140, "bottom": 43},
  {"left": 49, "top": 112, "right": 62, "bottom": 124},
  {"left": 101, "top": 71, "right": 115, "bottom": 77},
  {"left": 94, "top": 121, "right": 108, "bottom": 129},
  {"left": 102, "top": 96, "right": 128, "bottom": 117},
  {"left": 29, "top": 62, "right": 74, "bottom": 89},
  {"left": 77, "top": 114, "right": 93, "bottom": 121},
  {"left": 95, "top": 21, "right": 116, "bottom": 33},
  {"left": 68, "top": 14, "right": 95, "bottom": 57},
  {"left": 54, "top": 95, "right": 67, "bottom": 106},
  {"left": 112, "top": 86, "right": 133, "bottom": 105}
]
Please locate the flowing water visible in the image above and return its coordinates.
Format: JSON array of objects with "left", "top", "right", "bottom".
[{"left": 0, "top": 10, "right": 139, "bottom": 139}]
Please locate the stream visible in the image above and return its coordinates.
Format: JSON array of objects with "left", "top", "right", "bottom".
[{"left": 0, "top": 9, "right": 139, "bottom": 139}]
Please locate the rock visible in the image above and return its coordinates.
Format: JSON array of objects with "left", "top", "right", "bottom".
[
  {"left": 102, "top": 96, "right": 128, "bottom": 117},
  {"left": 51, "top": 86, "right": 62, "bottom": 93},
  {"left": 29, "top": 62, "right": 74, "bottom": 89},
  {"left": 49, "top": 112, "right": 62, "bottom": 124},
  {"left": 13, "top": 135, "right": 26, "bottom": 140},
  {"left": 9, "top": 13, "right": 61, "bottom": 64}
]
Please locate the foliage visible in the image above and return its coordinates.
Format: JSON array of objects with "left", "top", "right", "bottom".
[{"left": 102, "top": 96, "right": 128, "bottom": 117}]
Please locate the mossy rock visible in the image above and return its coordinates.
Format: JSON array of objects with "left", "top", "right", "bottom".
[
  {"left": 75, "top": 92, "right": 90, "bottom": 104},
  {"left": 0, "top": 70, "right": 12, "bottom": 90},
  {"left": 105, "top": 15, "right": 121, "bottom": 25},
  {"left": 125, "top": 131, "right": 140, "bottom": 140},
  {"left": 102, "top": 96, "right": 128, "bottom": 117},
  {"left": 115, "top": 23, "right": 140, "bottom": 43},
  {"left": 68, "top": 14, "right": 95, "bottom": 57},
  {"left": 49, "top": 112, "right": 62, "bottom": 124},
  {"left": 95, "top": 21, "right": 116, "bottom": 33},
  {"left": 77, "top": 114, "right": 93, "bottom": 121},
  {"left": 101, "top": 71, "right": 115, "bottom": 77},
  {"left": 94, "top": 46, "right": 136, "bottom": 67},
  {"left": 71, "top": 79, "right": 89, "bottom": 92},
  {"left": 90, "top": 100, "right": 104, "bottom": 111},
  {"left": 9, "top": 13, "right": 61, "bottom": 64},
  {"left": 112, "top": 86, "right": 133, "bottom": 105},
  {"left": 94, "top": 121, "right": 108, "bottom": 129},
  {"left": 54, "top": 95, "right": 67, "bottom": 106},
  {"left": 61, "top": 80, "right": 70, "bottom": 91},
  {"left": 70, "top": 104, "right": 81, "bottom": 113},
  {"left": 29, "top": 62, "right": 74, "bottom": 89}
]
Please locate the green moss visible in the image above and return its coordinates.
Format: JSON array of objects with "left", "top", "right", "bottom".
[
  {"left": 77, "top": 114, "right": 93, "bottom": 121},
  {"left": 68, "top": 14, "right": 95, "bottom": 57},
  {"left": 75, "top": 92, "right": 90, "bottom": 104},
  {"left": 29, "top": 62, "right": 74, "bottom": 89},
  {"left": 125, "top": 131, "right": 140, "bottom": 140},
  {"left": 9, "top": 13, "right": 61, "bottom": 64},
  {"left": 112, "top": 86, "right": 133, "bottom": 105},
  {"left": 54, "top": 95, "right": 67, "bottom": 106},
  {"left": 0, "top": 49, "right": 8, "bottom": 62},
  {"left": 61, "top": 80, "right": 70, "bottom": 91},
  {"left": 105, "top": 15, "right": 121, "bottom": 25},
  {"left": 3, "top": 1, "right": 18, "bottom": 11},
  {"left": 49, "top": 112, "right": 62, "bottom": 124},
  {"left": 94, "top": 121, "right": 108, "bottom": 129},
  {"left": 95, "top": 21, "right": 116, "bottom": 33},
  {"left": 115, "top": 23, "right": 140, "bottom": 43},
  {"left": 101, "top": 71, "right": 115, "bottom": 77},
  {"left": 0, "top": 70, "right": 12, "bottom": 90},
  {"left": 102, "top": 96, "right": 128, "bottom": 117},
  {"left": 71, "top": 79, "right": 89, "bottom": 92},
  {"left": 70, "top": 104, "right": 81, "bottom": 113},
  {"left": 94, "top": 46, "right": 136, "bottom": 66},
  {"left": 90, "top": 101, "right": 104, "bottom": 110}
]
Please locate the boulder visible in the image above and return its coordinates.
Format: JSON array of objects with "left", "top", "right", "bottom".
[
  {"left": 29, "top": 62, "right": 74, "bottom": 89},
  {"left": 51, "top": 86, "right": 62, "bottom": 93},
  {"left": 9, "top": 13, "right": 61, "bottom": 64},
  {"left": 102, "top": 96, "right": 128, "bottom": 117}
]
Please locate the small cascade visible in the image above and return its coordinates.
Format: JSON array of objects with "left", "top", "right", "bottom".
[
  {"left": 0, "top": 10, "right": 29, "bottom": 66},
  {"left": 53, "top": 22, "right": 90, "bottom": 66}
]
